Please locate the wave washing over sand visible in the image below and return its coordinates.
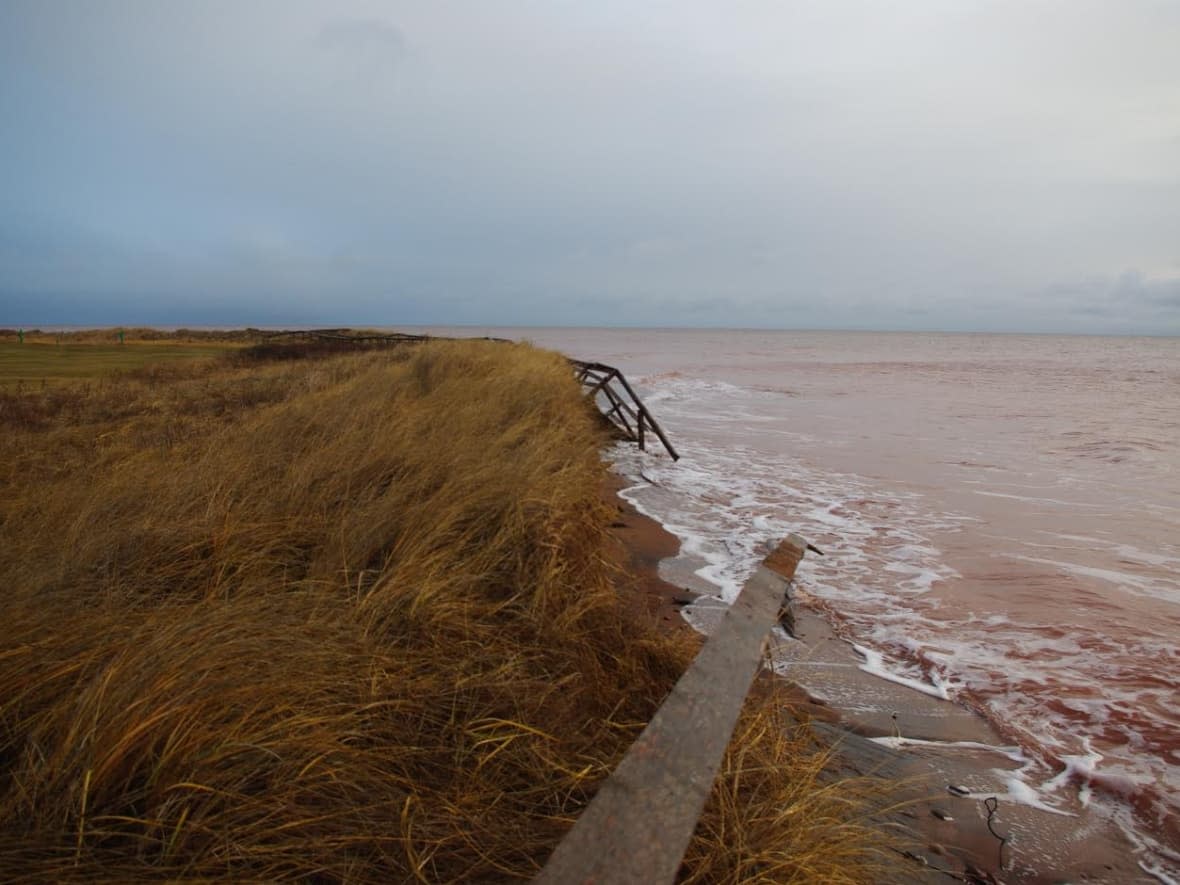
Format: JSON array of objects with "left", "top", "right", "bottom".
[{"left": 572, "top": 330, "right": 1180, "bottom": 882}]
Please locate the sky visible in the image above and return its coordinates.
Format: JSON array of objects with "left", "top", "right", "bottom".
[{"left": 2, "top": 1, "right": 1178, "bottom": 333}]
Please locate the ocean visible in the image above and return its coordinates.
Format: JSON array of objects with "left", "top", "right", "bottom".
[{"left": 426, "top": 326, "right": 1180, "bottom": 879}]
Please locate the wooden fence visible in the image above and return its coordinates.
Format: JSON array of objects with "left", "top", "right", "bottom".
[
  {"left": 536, "top": 536, "right": 809, "bottom": 884},
  {"left": 570, "top": 359, "right": 679, "bottom": 461}
]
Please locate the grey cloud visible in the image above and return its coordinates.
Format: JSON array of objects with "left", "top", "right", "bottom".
[
  {"left": 1031, "top": 272, "right": 1180, "bottom": 328},
  {"left": 1110, "top": 273, "right": 1180, "bottom": 310},
  {"left": 1, "top": 1, "right": 1179, "bottom": 333},
  {"left": 316, "top": 17, "right": 406, "bottom": 76}
]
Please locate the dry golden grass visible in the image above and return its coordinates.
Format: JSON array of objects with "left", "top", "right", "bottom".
[{"left": 0, "top": 338, "right": 897, "bottom": 881}]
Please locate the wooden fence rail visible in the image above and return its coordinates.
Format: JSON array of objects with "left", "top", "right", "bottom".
[
  {"left": 535, "top": 535, "right": 808, "bottom": 884},
  {"left": 570, "top": 359, "right": 679, "bottom": 461}
]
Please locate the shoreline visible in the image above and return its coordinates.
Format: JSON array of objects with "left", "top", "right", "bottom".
[{"left": 606, "top": 473, "right": 1156, "bottom": 884}]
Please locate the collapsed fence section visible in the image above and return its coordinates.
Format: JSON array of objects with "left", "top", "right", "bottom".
[{"left": 570, "top": 359, "right": 679, "bottom": 461}]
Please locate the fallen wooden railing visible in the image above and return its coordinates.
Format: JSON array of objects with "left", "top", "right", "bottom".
[
  {"left": 570, "top": 360, "right": 679, "bottom": 461},
  {"left": 535, "top": 535, "right": 808, "bottom": 885}
]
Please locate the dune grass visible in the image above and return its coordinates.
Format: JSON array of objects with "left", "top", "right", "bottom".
[
  {"left": 0, "top": 328, "right": 256, "bottom": 388},
  {"left": 0, "top": 338, "right": 896, "bottom": 881},
  {"left": 0, "top": 342, "right": 242, "bottom": 387}
]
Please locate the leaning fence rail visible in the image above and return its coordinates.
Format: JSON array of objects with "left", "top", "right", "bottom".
[
  {"left": 535, "top": 535, "right": 809, "bottom": 885},
  {"left": 570, "top": 359, "right": 679, "bottom": 461}
]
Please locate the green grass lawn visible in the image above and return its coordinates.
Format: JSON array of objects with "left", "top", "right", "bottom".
[{"left": 0, "top": 342, "right": 237, "bottom": 386}]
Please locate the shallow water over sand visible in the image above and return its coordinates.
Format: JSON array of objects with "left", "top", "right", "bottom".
[{"left": 422, "top": 327, "right": 1180, "bottom": 879}]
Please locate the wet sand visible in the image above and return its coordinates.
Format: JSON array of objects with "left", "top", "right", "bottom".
[
  {"left": 605, "top": 477, "right": 1153, "bottom": 884},
  {"left": 603, "top": 472, "right": 696, "bottom": 638}
]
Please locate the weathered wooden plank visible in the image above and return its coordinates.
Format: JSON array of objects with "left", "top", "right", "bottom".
[
  {"left": 608, "top": 389, "right": 640, "bottom": 422},
  {"left": 611, "top": 372, "right": 679, "bottom": 462},
  {"left": 598, "top": 383, "right": 637, "bottom": 438},
  {"left": 535, "top": 535, "right": 807, "bottom": 885},
  {"left": 587, "top": 373, "right": 614, "bottom": 395},
  {"left": 568, "top": 357, "right": 679, "bottom": 455}
]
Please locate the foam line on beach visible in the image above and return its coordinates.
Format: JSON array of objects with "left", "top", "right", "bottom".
[
  {"left": 1010, "top": 554, "right": 1179, "bottom": 603},
  {"left": 971, "top": 489, "right": 1105, "bottom": 508},
  {"left": 995, "top": 776, "right": 1077, "bottom": 817},
  {"left": 868, "top": 735, "right": 1024, "bottom": 760},
  {"left": 868, "top": 735, "right": 1083, "bottom": 817},
  {"left": 852, "top": 643, "right": 958, "bottom": 699},
  {"left": 1043, "top": 744, "right": 1104, "bottom": 807}
]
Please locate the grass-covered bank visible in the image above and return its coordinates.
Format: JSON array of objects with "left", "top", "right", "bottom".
[
  {"left": 0, "top": 338, "right": 894, "bottom": 881},
  {"left": 0, "top": 328, "right": 254, "bottom": 387}
]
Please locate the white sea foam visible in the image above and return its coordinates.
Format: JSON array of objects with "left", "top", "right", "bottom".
[
  {"left": 1140, "top": 862, "right": 1180, "bottom": 885},
  {"left": 852, "top": 643, "right": 957, "bottom": 699},
  {"left": 1010, "top": 554, "right": 1180, "bottom": 603},
  {"left": 1108, "top": 802, "right": 1180, "bottom": 885},
  {"left": 868, "top": 735, "right": 1025, "bottom": 761},
  {"left": 1044, "top": 744, "right": 1104, "bottom": 807},
  {"left": 870, "top": 735, "right": 1092, "bottom": 818},
  {"left": 998, "top": 776, "right": 1076, "bottom": 817},
  {"left": 972, "top": 489, "right": 1105, "bottom": 508},
  {"left": 1048, "top": 534, "right": 1180, "bottom": 570}
]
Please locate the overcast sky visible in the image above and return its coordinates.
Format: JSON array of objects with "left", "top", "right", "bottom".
[{"left": 2, "top": 1, "right": 1178, "bottom": 333}]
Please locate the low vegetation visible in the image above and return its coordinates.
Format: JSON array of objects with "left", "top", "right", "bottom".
[
  {"left": 0, "top": 334, "right": 893, "bottom": 881},
  {"left": 0, "top": 328, "right": 248, "bottom": 388}
]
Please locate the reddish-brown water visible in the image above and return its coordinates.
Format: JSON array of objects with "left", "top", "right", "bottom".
[{"left": 425, "top": 327, "right": 1180, "bottom": 878}]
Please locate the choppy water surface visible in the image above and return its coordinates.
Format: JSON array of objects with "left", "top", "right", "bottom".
[{"left": 427, "top": 327, "right": 1180, "bottom": 879}]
